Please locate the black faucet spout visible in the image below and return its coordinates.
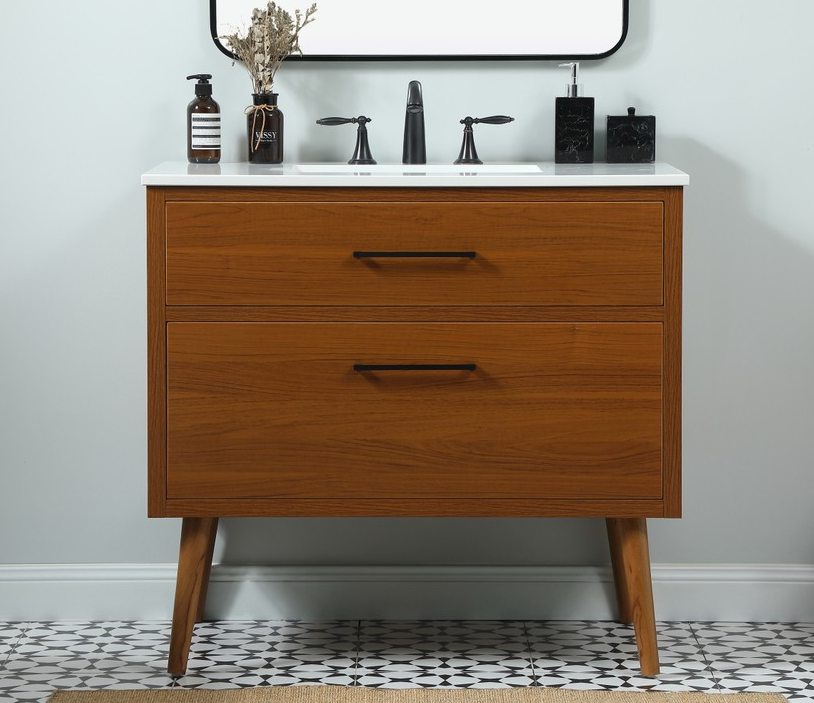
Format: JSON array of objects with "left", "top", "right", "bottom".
[
  {"left": 403, "top": 80, "right": 426, "bottom": 164},
  {"left": 406, "top": 80, "right": 423, "bottom": 111}
]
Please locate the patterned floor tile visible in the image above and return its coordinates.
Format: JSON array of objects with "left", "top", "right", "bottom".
[
  {"left": 2, "top": 654, "right": 178, "bottom": 684},
  {"left": 174, "top": 620, "right": 358, "bottom": 688},
  {"left": 90, "top": 621, "right": 172, "bottom": 659},
  {"left": 0, "top": 623, "right": 27, "bottom": 663},
  {"left": 528, "top": 621, "right": 715, "bottom": 692},
  {"left": 172, "top": 669, "right": 355, "bottom": 689},
  {"left": 0, "top": 624, "right": 178, "bottom": 703},
  {"left": 0, "top": 664, "right": 177, "bottom": 703},
  {"left": 3, "top": 619, "right": 814, "bottom": 696},
  {"left": 356, "top": 620, "right": 534, "bottom": 688},
  {"left": 778, "top": 692, "right": 814, "bottom": 703},
  {"left": 12, "top": 622, "right": 115, "bottom": 657},
  {"left": 0, "top": 678, "right": 55, "bottom": 703},
  {"left": 692, "top": 622, "right": 814, "bottom": 696}
]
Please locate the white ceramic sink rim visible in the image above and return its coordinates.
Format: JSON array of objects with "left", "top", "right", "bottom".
[{"left": 294, "top": 163, "right": 543, "bottom": 175}]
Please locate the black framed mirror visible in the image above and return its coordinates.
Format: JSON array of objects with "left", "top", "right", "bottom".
[{"left": 210, "top": 0, "right": 629, "bottom": 61}]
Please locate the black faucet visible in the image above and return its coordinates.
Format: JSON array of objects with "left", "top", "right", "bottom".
[{"left": 402, "top": 80, "right": 426, "bottom": 164}]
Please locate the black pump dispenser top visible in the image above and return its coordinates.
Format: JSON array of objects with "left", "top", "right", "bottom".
[{"left": 187, "top": 74, "right": 213, "bottom": 97}]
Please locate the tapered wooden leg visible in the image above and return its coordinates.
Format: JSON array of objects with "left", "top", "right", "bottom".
[
  {"left": 194, "top": 518, "right": 219, "bottom": 623},
  {"left": 605, "top": 517, "right": 659, "bottom": 676},
  {"left": 168, "top": 517, "right": 218, "bottom": 676},
  {"left": 606, "top": 518, "right": 633, "bottom": 622}
]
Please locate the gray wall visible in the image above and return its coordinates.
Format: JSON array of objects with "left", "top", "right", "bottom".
[{"left": 2, "top": 0, "right": 813, "bottom": 571}]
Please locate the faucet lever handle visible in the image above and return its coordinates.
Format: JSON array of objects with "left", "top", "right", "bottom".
[
  {"left": 317, "top": 116, "right": 366, "bottom": 126},
  {"left": 461, "top": 115, "right": 515, "bottom": 126}
]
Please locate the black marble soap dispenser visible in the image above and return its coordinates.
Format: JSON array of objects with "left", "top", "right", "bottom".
[{"left": 555, "top": 61, "right": 595, "bottom": 164}]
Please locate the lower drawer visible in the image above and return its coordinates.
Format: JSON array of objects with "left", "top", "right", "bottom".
[{"left": 166, "top": 322, "right": 663, "bottom": 500}]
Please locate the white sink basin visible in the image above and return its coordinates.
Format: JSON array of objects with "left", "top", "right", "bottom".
[{"left": 295, "top": 163, "right": 542, "bottom": 175}]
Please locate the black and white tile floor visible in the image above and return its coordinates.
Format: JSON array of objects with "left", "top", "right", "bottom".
[{"left": 2, "top": 621, "right": 814, "bottom": 702}]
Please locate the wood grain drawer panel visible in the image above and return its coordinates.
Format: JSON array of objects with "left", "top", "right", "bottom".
[
  {"left": 165, "top": 202, "right": 663, "bottom": 306},
  {"left": 166, "top": 322, "right": 663, "bottom": 500}
]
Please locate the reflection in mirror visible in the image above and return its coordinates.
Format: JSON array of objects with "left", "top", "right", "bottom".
[{"left": 210, "top": 0, "right": 628, "bottom": 60}]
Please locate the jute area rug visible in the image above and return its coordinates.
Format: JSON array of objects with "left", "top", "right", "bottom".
[{"left": 49, "top": 686, "right": 788, "bottom": 703}]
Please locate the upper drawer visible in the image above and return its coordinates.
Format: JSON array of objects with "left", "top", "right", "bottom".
[{"left": 165, "top": 201, "right": 663, "bottom": 306}]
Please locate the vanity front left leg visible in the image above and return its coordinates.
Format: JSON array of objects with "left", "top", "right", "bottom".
[
  {"left": 606, "top": 517, "right": 659, "bottom": 676},
  {"left": 168, "top": 517, "right": 218, "bottom": 676}
]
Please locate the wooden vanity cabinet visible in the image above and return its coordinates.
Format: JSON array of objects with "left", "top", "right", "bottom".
[{"left": 146, "top": 185, "right": 683, "bottom": 677}]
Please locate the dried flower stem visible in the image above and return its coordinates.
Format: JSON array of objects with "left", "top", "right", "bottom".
[{"left": 221, "top": 2, "right": 317, "bottom": 94}]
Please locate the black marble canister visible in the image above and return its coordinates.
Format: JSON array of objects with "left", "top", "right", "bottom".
[{"left": 606, "top": 107, "right": 656, "bottom": 163}]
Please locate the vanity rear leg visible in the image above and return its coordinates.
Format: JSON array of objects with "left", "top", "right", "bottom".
[{"left": 195, "top": 518, "right": 218, "bottom": 622}]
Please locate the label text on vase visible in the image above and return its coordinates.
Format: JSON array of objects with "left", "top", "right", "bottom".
[{"left": 254, "top": 131, "right": 278, "bottom": 143}]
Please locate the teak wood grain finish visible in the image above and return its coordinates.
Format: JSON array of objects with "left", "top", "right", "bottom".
[
  {"left": 165, "top": 201, "right": 664, "bottom": 307},
  {"left": 166, "top": 322, "right": 663, "bottom": 501},
  {"left": 146, "top": 185, "right": 683, "bottom": 676}
]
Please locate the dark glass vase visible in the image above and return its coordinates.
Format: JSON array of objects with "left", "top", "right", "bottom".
[{"left": 247, "top": 93, "right": 283, "bottom": 164}]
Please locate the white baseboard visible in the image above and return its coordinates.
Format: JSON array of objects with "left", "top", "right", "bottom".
[{"left": 2, "top": 563, "right": 813, "bottom": 622}]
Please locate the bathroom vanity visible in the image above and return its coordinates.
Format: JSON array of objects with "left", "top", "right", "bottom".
[{"left": 142, "top": 162, "right": 687, "bottom": 676}]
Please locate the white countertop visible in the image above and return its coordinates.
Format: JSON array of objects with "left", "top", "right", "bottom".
[{"left": 141, "top": 161, "right": 689, "bottom": 188}]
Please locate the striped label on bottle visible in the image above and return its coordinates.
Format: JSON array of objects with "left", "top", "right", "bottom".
[{"left": 191, "top": 114, "right": 221, "bottom": 149}]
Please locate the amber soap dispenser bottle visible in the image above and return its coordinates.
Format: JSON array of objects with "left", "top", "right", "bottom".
[
  {"left": 186, "top": 74, "right": 221, "bottom": 164},
  {"left": 555, "top": 61, "right": 595, "bottom": 164}
]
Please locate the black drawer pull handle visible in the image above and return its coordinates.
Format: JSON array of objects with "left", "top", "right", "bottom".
[
  {"left": 353, "top": 251, "right": 476, "bottom": 259},
  {"left": 354, "top": 363, "right": 477, "bottom": 372}
]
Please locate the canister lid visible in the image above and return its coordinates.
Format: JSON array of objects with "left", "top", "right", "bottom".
[{"left": 609, "top": 106, "right": 654, "bottom": 119}]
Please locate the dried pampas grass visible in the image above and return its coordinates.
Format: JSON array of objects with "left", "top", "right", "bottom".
[{"left": 221, "top": 2, "right": 317, "bottom": 94}]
